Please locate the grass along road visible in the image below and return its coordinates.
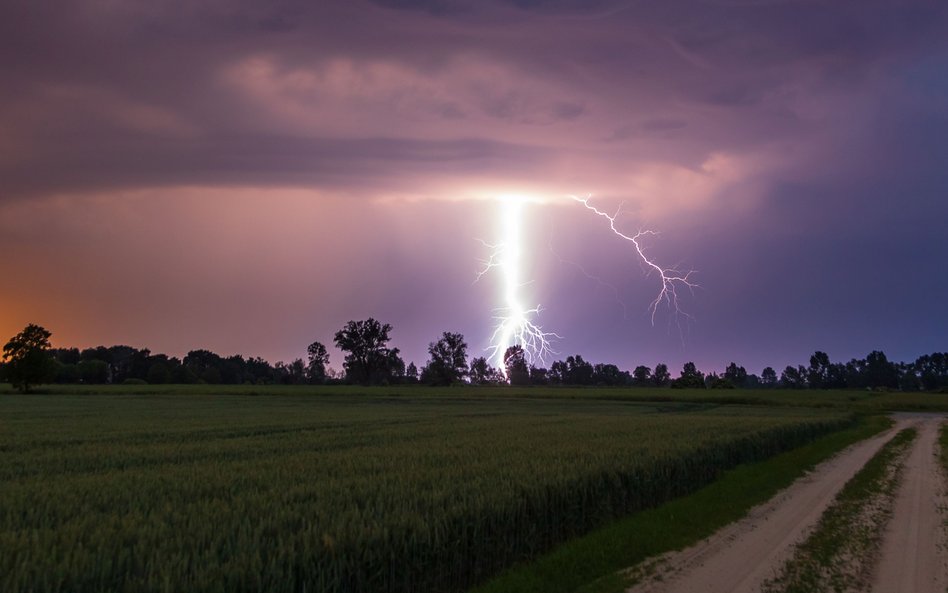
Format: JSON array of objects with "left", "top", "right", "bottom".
[
  {"left": 474, "top": 416, "right": 890, "bottom": 593},
  {"left": 762, "top": 425, "right": 916, "bottom": 593},
  {"left": 619, "top": 415, "right": 948, "bottom": 593},
  {"left": 870, "top": 415, "right": 948, "bottom": 592},
  {"left": 623, "top": 419, "right": 910, "bottom": 593}
]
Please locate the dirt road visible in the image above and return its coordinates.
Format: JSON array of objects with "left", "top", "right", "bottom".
[
  {"left": 871, "top": 415, "right": 948, "bottom": 593},
  {"left": 626, "top": 418, "right": 926, "bottom": 593}
]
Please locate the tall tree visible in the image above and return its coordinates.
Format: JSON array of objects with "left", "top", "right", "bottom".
[
  {"left": 780, "top": 365, "right": 807, "bottom": 389},
  {"left": 422, "top": 332, "right": 468, "bottom": 386},
  {"left": 592, "top": 363, "right": 623, "bottom": 386},
  {"left": 184, "top": 349, "right": 225, "bottom": 384},
  {"left": 653, "top": 363, "right": 671, "bottom": 387},
  {"left": 898, "top": 362, "right": 921, "bottom": 392},
  {"left": 807, "top": 351, "right": 832, "bottom": 389},
  {"left": 529, "top": 365, "right": 549, "bottom": 385},
  {"left": 503, "top": 345, "right": 530, "bottom": 386},
  {"left": 565, "top": 355, "right": 594, "bottom": 385},
  {"left": 916, "top": 353, "right": 948, "bottom": 391},
  {"left": 761, "top": 366, "right": 778, "bottom": 388},
  {"left": 387, "top": 349, "right": 406, "bottom": 383},
  {"left": 306, "top": 341, "right": 330, "bottom": 384},
  {"left": 78, "top": 359, "right": 109, "bottom": 384},
  {"left": 406, "top": 362, "right": 419, "bottom": 383},
  {"left": 548, "top": 360, "right": 568, "bottom": 384},
  {"left": 673, "top": 361, "right": 705, "bottom": 388},
  {"left": 469, "top": 357, "right": 491, "bottom": 385},
  {"left": 843, "top": 358, "right": 867, "bottom": 388},
  {"left": 274, "top": 359, "right": 307, "bottom": 385},
  {"left": 632, "top": 365, "right": 652, "bottom": 387},
  {"left": 864, "top": 350, "right": 899, "bottom": 389},
  {"left": 333, "top": 318, "right": 397, "bottom": 385},
  {"left": 723, "top": 362, "right": 748, "bottom": 388},
  {"left": 2, "top": 324, "right": 56, "bottom": 393}
]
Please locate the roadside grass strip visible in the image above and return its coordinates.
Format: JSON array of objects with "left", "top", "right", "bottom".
[
  {"left": 940, "top": 421, "right": 948, "bottom": 473},
  {"left": 761, "top": 426, "right": 917, "bottom": 593},
  {"left": 940, "top": 422, "right": 948, "bottom": 538},
  {"left": 471, "top": 415, "right": 891, "bottom": 593}
]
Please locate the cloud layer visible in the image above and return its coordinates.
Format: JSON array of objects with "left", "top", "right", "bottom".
[{"left": 2, "top": 0, "right": 946, "bottom": 372}]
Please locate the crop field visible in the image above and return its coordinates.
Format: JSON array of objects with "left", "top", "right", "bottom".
[
  {"left": 1, "top": 392, "right": 853, "bottom": 592},
  {"left": 5, "top": 383, "right": 947, "bottom": 412}
]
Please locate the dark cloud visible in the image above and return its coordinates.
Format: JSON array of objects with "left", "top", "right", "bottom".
[
  {"left": 0, "top": 130, "right": 552, "bottom": 199},
  {"left": 3, "top": 0, "right": 945, "bottom": 200},
  {"left": 1, "top": 0, "right": 946, "bottom": 370}
]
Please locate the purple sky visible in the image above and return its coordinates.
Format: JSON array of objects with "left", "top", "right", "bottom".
[{"left": 2, "top": 0, "right": 946, "bottom": 375}]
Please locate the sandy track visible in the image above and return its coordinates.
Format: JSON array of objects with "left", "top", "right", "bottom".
[
  {"left": 626, "top": 420, "right": 911, "bottom": 593},
  {"left": 871, "top": 415, "right": 948, "bottom": 593}
]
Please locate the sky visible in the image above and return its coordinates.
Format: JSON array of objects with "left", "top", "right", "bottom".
[{"left": 1, "top": 0, "right": 946, "bottom": 375}]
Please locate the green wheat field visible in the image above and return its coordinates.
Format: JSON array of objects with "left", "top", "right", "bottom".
[{"left": 0, "top": 388, "right": 866, "bottom": 592}]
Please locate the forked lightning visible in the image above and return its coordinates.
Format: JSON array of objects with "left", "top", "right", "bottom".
[
  {"left": 478, "top": 194, "right": 696, "bottom": 373},
  {"left": 477, "top": 197, "right": 559, "bottom": 371}
]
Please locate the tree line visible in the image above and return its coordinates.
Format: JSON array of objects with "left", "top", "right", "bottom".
[{"left": 2, "top": 321, "right": 946, "bottom": 393}]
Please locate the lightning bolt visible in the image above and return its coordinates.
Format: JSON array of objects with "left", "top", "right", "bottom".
[
  {"left": 476, "top": 197, "right": 560, "bottom": 372},
  {"left": 476, "top": 193, "right": 697, "bottom": 374},
  {"left": 570, "top": 194, "right": 698, "bottom": 325}
]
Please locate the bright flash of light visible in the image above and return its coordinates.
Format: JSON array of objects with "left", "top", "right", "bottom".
[
  {"left": 570, "top": 195, "right": 698, "bottom": 325},
  {"left": 476, "top": 197, "right": 559, "bottom": 371}
]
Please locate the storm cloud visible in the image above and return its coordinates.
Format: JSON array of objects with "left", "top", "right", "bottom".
[{"left": 2, "top": 0, "right": 946, "bottom": 372}]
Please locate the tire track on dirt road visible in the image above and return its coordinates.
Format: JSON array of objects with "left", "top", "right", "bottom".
[
  {"left": 626, "top": 419, "right": 911, "bottom": 593},
  {"left": 871, "top": 415, "right": 948, "bottom": 593}
]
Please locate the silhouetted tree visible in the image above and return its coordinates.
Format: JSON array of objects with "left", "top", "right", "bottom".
[
  {"left": 53, "top": 361, "right": 80, "bottom": 383},
  {"left": 184, "top": 350, "right": 225, "bottom": 384},
  {"left": 219, "top": 355, "right": 245, "bottom": 384},
  {"left": 706, "top": 372, "right": 734, "bottom": 389},
  {"left": 548, "top": 360, "right": 567, "bottom": 384},
  {"left": 529, "top": 365, "right": 549, "bottom": 385},
  {"left": 807, "top": 351, "right": 832, "bottom": 389},
  {"left": 388, "top": 350, "right": 406, "bottom": 383},
  {"left": 406, "top": 362, "right": 419, "bottom": 383},
  {"left": 723, "top": 362, "right": 748, "bottom": 388},
  {"left": 273, "top": 359, "right": 307, "bottom": 385},
  {"left": 104, "top": 345, "right": 149, "bottom": 383},
  {"left": 146, "top": 361, "right": 172, "bottom": 384},
  {"left": 422, "top": 332, "right": 468, "bottom": 386},
  {"left": 333, "top": 318, "right": 398, "bottom": 385},
  {"left": 2, "top": 324, "right": 56, "bottom": 392},
  {"left": 864, "top": 350, "right": 899, "bottom": 390},
  {"left": 898, "top": 362, "right": 921, "bottom": 392},
  {"left": 841, "top": 358, "right": 867, "bottom": 389},
  {"left": 780, "top": 365, "right": 807, "bottom": 389},
  {"left": 592, "top": 363, "right": 624, "bottom": 386},
  {"left": 468, "top": 357, "right": 490, "bottom": 385},
  {"left": 487, "top": 366, "right": 507, "bottom": 384},
  {"left": 632, "top": 365, "right": 652, "bottom": 387},
  {"left": 306, "top": 341, "right": 330, "bottom": 384},
  {"left": 243, "top": 357, "right": 271, "bottom": 384},
  {"left": 653, "top": 363, "right": 671, "bottom": 387},
  {"left": 503, "top": 345, "right": 530, "bottom": 386},
  {"left": 672, "top": 362, "right": 705, "bottom": 388},
  {"left": 469, "top": 357, "right": 505, "bottom": 385},
  {"left": 561, "top": 355, "right": 594, "bottom": 385},
  {"left": 171, "top": 362, "right": 197, "bottom": 384},
  {"left": 761, "top": 366, "right": 778, "bottom": 388},
  {"left": 51, "top": 347, "right": 81, "bottom": 365},
  {"left": 77, "top": 359, "right": 109, "bottom": 384},
  {"left": 916, "top": 353, "right": 948, "bottom": 391}
]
